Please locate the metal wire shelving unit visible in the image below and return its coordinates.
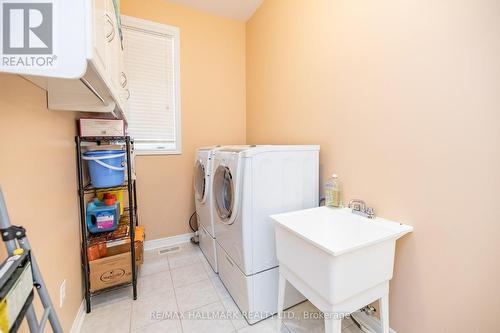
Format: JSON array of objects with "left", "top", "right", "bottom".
[{"left": 75, "top": 136, "right": 139, "bottom": 313}]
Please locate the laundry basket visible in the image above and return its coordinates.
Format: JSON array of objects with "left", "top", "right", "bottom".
[{"left": 82, "top": 150, "right": 126, "bottom": 188}]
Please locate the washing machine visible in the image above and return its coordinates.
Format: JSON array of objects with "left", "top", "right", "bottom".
[
  {"left": 194, "top": 146, "right": 220, "bottom": 272},
  {"left": 212, "top": 145, "right": 320, "bottom": 324}
]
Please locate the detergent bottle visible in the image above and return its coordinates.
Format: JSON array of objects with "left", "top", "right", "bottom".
[
  {"left": 86, "top": 197, "right": 119, "bottom": 234},
  {"left": 324, "top": 174, "right": 343, "bottom": 208}
]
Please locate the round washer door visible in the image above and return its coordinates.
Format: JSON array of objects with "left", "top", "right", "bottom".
[
  {"left": 213, "top": 165, "right": 234, "bottom": 224},
  {"left": 194, "top": 160, "right": 206, "bottom": 202}
]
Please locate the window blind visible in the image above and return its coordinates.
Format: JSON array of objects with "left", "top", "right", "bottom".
[{"left": 122, "top": 23, "right": 179, "bottom": 152}]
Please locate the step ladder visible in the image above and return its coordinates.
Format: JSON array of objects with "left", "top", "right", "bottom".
[{"left": 0, "top": 187, "right": 63, "bottom": 333}]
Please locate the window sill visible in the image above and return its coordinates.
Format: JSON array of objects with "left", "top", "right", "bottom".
[{"left": 135, "top": 149, "right": 182, "bottom": 156}]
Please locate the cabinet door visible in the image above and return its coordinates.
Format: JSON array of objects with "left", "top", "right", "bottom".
[
  {"left": 92, "top": 0, "right": 109, "bottom": 78},
  {"left": 106, "top": 0, "right": 129, "bottom": 110},
  {"left": 118, "top": 23, "right": 129, "bottom": 108},
  {"left": 106, "top": 0, "right": 122, "bottom": 90},
  {"left": 118, "top": 48, "right": 130, "bottom": 109}
]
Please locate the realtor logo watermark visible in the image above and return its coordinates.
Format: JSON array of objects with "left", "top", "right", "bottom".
[{"left": 2, "top": 1, "right": 56, "bottom": 67}]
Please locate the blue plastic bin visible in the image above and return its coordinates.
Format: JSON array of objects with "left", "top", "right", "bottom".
[{"left": 82, "top": 150, "right": 126, "bottom": 188}]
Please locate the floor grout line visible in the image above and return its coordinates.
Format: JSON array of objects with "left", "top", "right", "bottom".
[
  {"left": 196, "top": 245, "right": 242, "bottom": 332},
  {"left": 172, "top": 273, "right": 211, "bottom": 289},
  {"left": 166, "top": 251, "right": 185, "bottom": 333},
  {"left": 206, "top": 259, "right": 246, "bottom": 332},
  {"left": 167, "top": 244, "right": 228, "bottom": 332},
  {"left": 132, "top": 250, "right": 184, "bottom": 333},
  {"left": 169, "top": 259, "right": 204, "bottom": 271},
  {"left": 89, "top": 242, "right": 365, "bottom": 333},
  {"left": 129, "top": 255, "right": 172, "bottom": 333},
  {"left": 128, "top": 293, "right": 133, "bottom": 333},
  {"left": 91, "top": 243, "right": 269, "bottom": 333},
  {"left": 210, "top": 278, "right": 238, "bottom": 332}
]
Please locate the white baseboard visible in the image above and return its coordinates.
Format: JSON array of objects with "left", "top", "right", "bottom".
[
  {"left": 69, "top": 300, "right": 86, "bottom": 333},
  {"left": 144, "top": 232, "right": 194, "bottom": 251},
  {"left": 350, "top": 311, "right": 397, "bottom": 333}
]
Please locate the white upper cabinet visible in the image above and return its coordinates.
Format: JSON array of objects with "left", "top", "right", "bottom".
[
  {"left": 106, "top": 0, "right": 129, "bottom": 109},
  {"left": 0, "top": 0, "right": 87, "bottom": 78},
  {"left": 0, "top": 0, "right": 128, "bottom": 119},
  {"left": 92, "top": 0, "right": 109, "bottom": 77}
]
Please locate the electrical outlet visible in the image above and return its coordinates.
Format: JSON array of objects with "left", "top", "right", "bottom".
[{"left": 59, "top": 279, "right": 66, "bottom": 308}]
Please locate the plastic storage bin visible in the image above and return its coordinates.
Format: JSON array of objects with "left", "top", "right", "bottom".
[{"left": 82, "top": 150, "right": 125, "bottom": 188}]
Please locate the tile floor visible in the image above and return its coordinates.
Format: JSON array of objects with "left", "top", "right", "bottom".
[{"left": 82, "top": 242, "right": 363, "bottom": 333}]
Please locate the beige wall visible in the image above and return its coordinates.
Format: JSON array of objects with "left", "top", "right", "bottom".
[
  {"left": 0, "top": 2, "right": 246, "bottom": 330},
  {"left": 246, "top": 0, "right": 500, "bottom": 332},
  {"left": 2, "top": 1, "right": 498, "bottom": 331},
  {"left": 0, "top": 74, "right": 82, "bottom": 331},
  {"left": 121, "top": 0, "right": 246, "bottom": 239}
]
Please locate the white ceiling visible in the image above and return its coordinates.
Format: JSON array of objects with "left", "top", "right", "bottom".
[{"left": 165, "top": 0, "right": 263, "bottom": 21}]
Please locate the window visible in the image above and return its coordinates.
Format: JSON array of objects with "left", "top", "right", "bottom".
[{"left": 122, "top": 16, "right": 181, "bottom": 154}]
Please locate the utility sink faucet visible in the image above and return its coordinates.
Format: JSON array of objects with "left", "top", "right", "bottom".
[{"left": 348, "top": 199, "right": 375, "bottom": 219}]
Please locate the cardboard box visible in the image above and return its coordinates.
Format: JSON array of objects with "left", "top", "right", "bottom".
[
  {"left": 105, "top": 226, "right": 145, "bottom": 265},
  {"left": 89, "top": 252, "right": 132, "bottom": 292},
  {"left": 89, "top": 226, "right": 145, "bottom": 292},
  {"left": 79, "top": 118, "right": 125, "bottom": 137},
  {"left": 106, "top": 239, "right": 144, "bottom": 265}
]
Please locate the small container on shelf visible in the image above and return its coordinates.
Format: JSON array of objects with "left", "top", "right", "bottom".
[
  {"left": 96, "top": 189, "right": 125, "bottom": 215},
  {"left": 86, "top": 197, "right": 120, "bottom": 234}
]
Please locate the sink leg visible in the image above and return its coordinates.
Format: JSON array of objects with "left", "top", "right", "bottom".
[
  {"left": 380, "top": 293, "right": 390, "bottom": 333},
  {"left": 324, "top": 317, "right": 341, "bottom": 333},
  {"left": 277, "top": 272, "right": 286, "bottom": 332}
]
